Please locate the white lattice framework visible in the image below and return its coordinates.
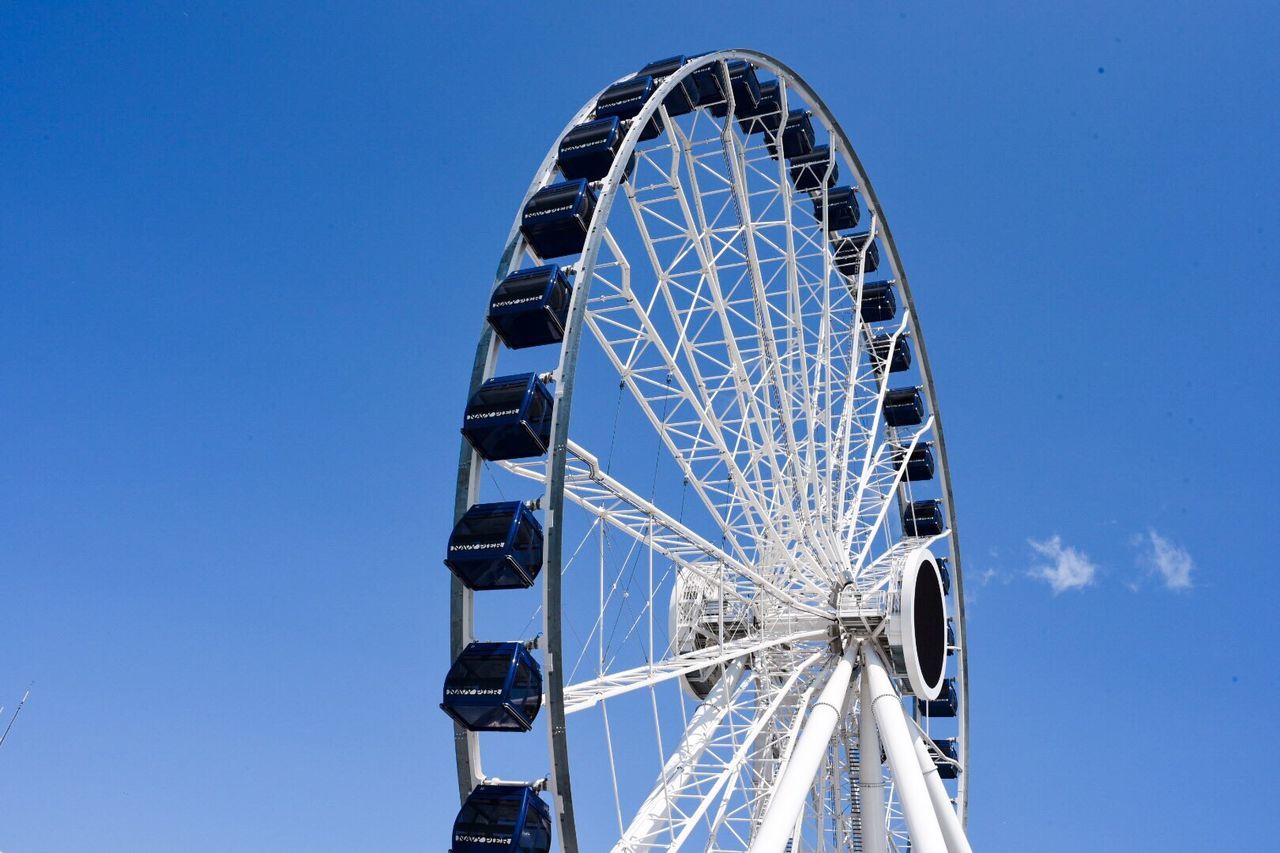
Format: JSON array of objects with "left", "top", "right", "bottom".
[{"left": 451, "top": 49, "right": 971, "bottom": 853}]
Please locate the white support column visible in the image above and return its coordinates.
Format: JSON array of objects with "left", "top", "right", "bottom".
[
  {"left": 615, "top": 662, "right": 744, "bottom": 851},
  {"left": 912, "top": 729, "right": 973, "bottom": 853},
  {"left": 748, "top": 644, "right": 859, "bottom": 853},
  {"left": 858, "top": 672, "right": 888, "bottom": 853},
  {"left": 862, "top": 645, "right": 947, "bottom": 853}
]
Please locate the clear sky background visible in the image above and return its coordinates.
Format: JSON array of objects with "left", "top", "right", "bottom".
[{"left": 2, "top": 2, "right": 1277, "bottom": 850}]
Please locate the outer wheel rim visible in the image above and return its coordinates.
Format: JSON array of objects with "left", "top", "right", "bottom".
[{"left": 450, "top": 49, "right": 971, "bottom": 851}]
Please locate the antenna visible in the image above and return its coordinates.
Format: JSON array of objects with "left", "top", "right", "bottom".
[{"left": 0, "top": 685, "right": 32, "bottom": 752}]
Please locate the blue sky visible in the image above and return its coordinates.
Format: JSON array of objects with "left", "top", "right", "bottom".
[{"left": 2, "top": 2, "right": 1277, "bottom": 850}]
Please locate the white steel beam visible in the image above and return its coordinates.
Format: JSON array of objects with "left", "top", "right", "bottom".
[
  {"left": 912, "top": 728, "right": 973, "bottom": 853},
  {"left": 863, "top": 644, "right": 946, "bottom": 853},
  {"left": 748, "top": 642, "right": 859, "bottom": 853},
  {"left": 858, "top": 671, "right": 888, "bottom": 853},
  {"left": 563, "top": 628, "right": 824, "bottom": 714},
  {"left": 615, "top": 661, "right": 746, "bottom": 851}
]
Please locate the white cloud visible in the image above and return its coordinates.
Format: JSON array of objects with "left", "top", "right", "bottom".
[
  {"left": 1027, "top": 535, "right": 1097, "bottom": 593},
  {"left": 1141, "top": 529, "right": 1194, "bottom": 590}
]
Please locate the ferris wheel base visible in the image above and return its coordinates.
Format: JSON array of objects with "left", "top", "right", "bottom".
[{"left": 748, "top": 642, "right": 971, "bottom": 853}]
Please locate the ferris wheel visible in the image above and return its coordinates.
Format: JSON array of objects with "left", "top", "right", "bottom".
[{"left": 441, "top": 49, "right": 971, "bottom": 853}]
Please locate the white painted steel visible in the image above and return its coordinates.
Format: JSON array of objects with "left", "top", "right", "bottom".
[
  {"left": 863, "top": 645, "right": 946, "bottom": 853},
  {"left": 858, "top": 672, "right": 888, "bottom": 853},
  {"left": 912, "top": 730, "right": 973, "bottom": 853},
  {"left": 451, "top": 49, "right": 970, "bottom": 852},
  {"left": 748, "top": 644, "right": 859, "bottom": 853},
  {"left": 618, "top": 661, "right": 745, "bottom": 849}
]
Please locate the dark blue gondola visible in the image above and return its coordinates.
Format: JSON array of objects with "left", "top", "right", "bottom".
[
  {"left": 637, "top": 55, "right": 697, "bottom": 115},
  {"left": 869, "top": 333, "right": 912, "bottom": 373},
  {"left": 594, "top": 76, "right": 663, "bottom": 141},
  {"left": 883, "top": 386, "right": 924, "bottom": 427},
  {"left": 832, "top": 232, "right": 880, "bottom": 276},
  {"left": 557, "top": 117, "right": 634, "bottom": 183},
  {"left": 903, "top": 499, "right": 945, "bottom": 537},
  {"left": 916, "top": 677, "right": 958, "bottom": 718},
  {"left": 488, "top": 266, "right": 573, "bottom": 350},
  {"left": 766, "top": 109, "right": 815, "bottom": 159},
  {"left": 451, "top": 784, "right": 552, "bottom": 853},
  {"left": 857, "top": 281, "right": 897, "bottom": 322},
  {"left": 688, "top": 62, "right": 725, "bottom": 107},
  {"left": 708, "top": 60, "right": 762, "bottom": 117},
  {"left": 738, "top": 79, "right": 781, "bottom": 135},
  {"left": 947, "top": 618, "right": 955, "bottom": 656},
  {"left": 461, "top": 373, "right": 554, "bottom": 461},
  {"left": 932, "top": 739, "right": 960, "bottom": 779},
  {"left": 815, "top": 186, "right": 860, "bottom": 232},
  {"left": 893, "top": 442, "right": 935, "bottom": 482},
  {"left": 789, "top": 145, "right": 839, "bottom": 192},
  {"left": 445, "top": 501, "right": 544, "bottom": 590},
  {"left": 520, "top": 180, "right": 598, "bottom": 260},
  {"left": 441, "top": 642, "right": 543, "bottom": 732},
  {"left": 937, "top": 556, "right": 951, "bottom": 594}
]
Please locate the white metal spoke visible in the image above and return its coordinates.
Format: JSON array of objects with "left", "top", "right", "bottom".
[
  {"left": 562, "top": 629, "right": 826, "bottom": 715},
  {"left": 452, "top": 51, "right": 969, "bottom": 853}
]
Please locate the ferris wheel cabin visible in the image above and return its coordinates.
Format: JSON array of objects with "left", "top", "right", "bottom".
[
  {"left": 870, "top": 332, "right": 913, "bottom": 373},
  {"left": 594, "top": 76, "right": 665, "bottom": 141},
  {"left": 832, "top": 232, "right": 881, "bottom": 277},
  {"left": 788, "top": 145, "right": 839, "bottom": 192},
  {"left": 556, "top": 117, "right": 635, "bottom": 184},
  {"left": 520, "top": 180, "right": 599, "bottom": 261},
  {"left": 903, "top": 499, "right": 946, "bottom": 538},
  {"left": 857, "top": 281, "right": 897, "bottom": 322},
  {"left": 487, "top": 266, "right": 573, "bottom": 350},
  {"left": 450, "top": 784, "right": 552, "bottom": 853},
  {"left": 917, "top": 677, "right": 959, "bottom": 718},
  {"left": 883, "top": 386, "right": 925, "bottom": 427},
  {"left": 707, "top": 59, "right": 762, "bottom": 117},
  {"left": 460, "top": 373, "right": 554, "bottom": 462},
  {"left": 445, "top": 501, "right": 544, "bottom": 590},
  {"left": 441, "top": 641, "right": 543, "bottom": 732}
]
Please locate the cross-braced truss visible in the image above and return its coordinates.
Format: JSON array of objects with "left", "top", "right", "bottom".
[{"left": 452, "top": 49, "right": 970, "bottom": 853}]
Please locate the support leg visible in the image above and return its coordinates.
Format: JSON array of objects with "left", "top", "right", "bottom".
[
  {"left": 912, "top": 727, "right": 973, "bottom": 853},
  {"left": 858, "top": 672, "right": 888, "bottom": 853},
  {"left": 748, "top": 644, "right": 859, "bottom": 853},
  {"left": 863, "top": 645, "right": 946, "bottom": 853}
]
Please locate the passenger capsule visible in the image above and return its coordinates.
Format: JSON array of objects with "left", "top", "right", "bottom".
[
  {"left": 903, "top": 499, "right": 946, "bottom": 537},
  {"left": 520, "top": 180, "right": 598, "bottom": 260},
  {"left": 937, "top": 556, "right": 951, "bottom": 595},
  {"left": 916, "top": 677, "right": 958, "bottom": 718},
  {"left": 869, "top": 332, "right": 912, "bottom": 373},
  {"left": 488, "top": 265, "right": 573, "bottom": 350},
  {"left": 892, "top": 442, "right": 936, "bottom": 482},
  {"left": 557, "top": 117, "right": 633, "bottom": 183},
  {"left": 595, "top": 76, "right": 663, "bottom": 140},
  {"left": 766, "top": 109, "right": 815, "bottom": 159},
  {"left": 932, "top": 738, "right": 960, "bottom": 779},
  {"left": 637, "top": 55, "right": 698, "bottom": 115},
  {"left": 688, "top": 62, "right": 726, "bottom": 107},
  {"left": 451, "top": 784, "right": 552, "bottom": 853},
  {"left": 445, "top": 501, "right": 544, "bottom": 590},
  {"left": 815, "top": 186, "right": 861, "bottom": 232},
  {"left": 706, "top": 60, "right": 762, "bottom": 118},
  {"left": 461, "top": 373, "right": 554, "bottom": 461},
  {"left": 832, "top": 232, "right": 880, "bottom": 277},
  {"left": 441, "top": 641, "right": 543, "bottom": 731},
  {"left": 738, "top": 79, "right": 781, "bottom": 136},
  {"left": 857, "top": 281, "right": 897, "bottom": 322},
  {"left": 789, "top": 146, "right": 839, "bottom": 192},
  {"left": 883, "top": 386, "right": 924, "bottom": 427}
]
